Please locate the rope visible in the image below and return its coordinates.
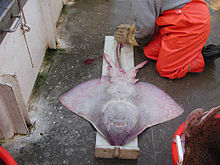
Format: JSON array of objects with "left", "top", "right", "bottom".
[{"left": 17, "top": 0, "right": 34, "bottom": 68}]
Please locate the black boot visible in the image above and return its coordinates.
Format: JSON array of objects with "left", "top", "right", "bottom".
[{"left": 202, "top": 44, "right": 220, "bottom": 64}]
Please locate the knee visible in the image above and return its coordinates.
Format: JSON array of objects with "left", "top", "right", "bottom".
[{"left": 156, "top": 63, "right": 188, "bottom": 79}]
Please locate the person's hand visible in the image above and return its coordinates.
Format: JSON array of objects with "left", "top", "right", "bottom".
[{"left": 114, "top": 24, "right": 139, "bottom": 46}]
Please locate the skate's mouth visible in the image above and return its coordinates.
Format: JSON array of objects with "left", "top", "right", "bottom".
[
  {"left": 110, "top": 117, "right": 127, "bottom": 127},
  {"left": 111, "top": 120, "right": 127, "bottom": 128},
  {"left": 114, "top": 123, "right": 125, "bottom": 127}
]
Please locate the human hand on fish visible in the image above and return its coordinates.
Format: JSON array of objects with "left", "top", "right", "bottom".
[{"left": 114, "top": 24, "right": 139, "bottom": 46}]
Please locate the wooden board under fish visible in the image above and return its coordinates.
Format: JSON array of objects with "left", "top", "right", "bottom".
[{"left": 94, "top": 36, "right": 140, "bottom": 159}]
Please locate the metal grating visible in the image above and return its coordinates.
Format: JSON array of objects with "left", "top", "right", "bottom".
[
  {"left": 0, "top": 0, "right": 13, "bottom": 19},
  {"left": 0, "top": 0, "right": 27, "bottom": 44}
]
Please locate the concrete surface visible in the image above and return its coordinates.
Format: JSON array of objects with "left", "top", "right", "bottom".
[{"left": 2, "top": 0, "right": 220, "bottom": 164}]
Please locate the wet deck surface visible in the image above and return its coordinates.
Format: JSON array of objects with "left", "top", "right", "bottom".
[{"left": 2, "top": 0, "right": 220, "bottom": 164}]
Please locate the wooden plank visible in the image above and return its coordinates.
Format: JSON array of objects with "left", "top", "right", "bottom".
[
  {"left": 95, "top": 36, "right": 139, "bottom": 159},
  {"left": 0, "top": 95, "right": 14, "bottom": 139},
  {"left": 0, "top": 83, "right": 28, "bottom": 135},
  {"left": 1, "top": 74, "right": 31, "bottom": 124}
]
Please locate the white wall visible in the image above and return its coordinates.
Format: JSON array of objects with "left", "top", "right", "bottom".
[{"left": 0, "top": 0, "right": 63, "bottom": 104}]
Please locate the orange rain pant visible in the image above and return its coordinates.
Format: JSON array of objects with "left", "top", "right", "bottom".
[{"left": 143, "top": 0, "right": 210, "bottom": 79}]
